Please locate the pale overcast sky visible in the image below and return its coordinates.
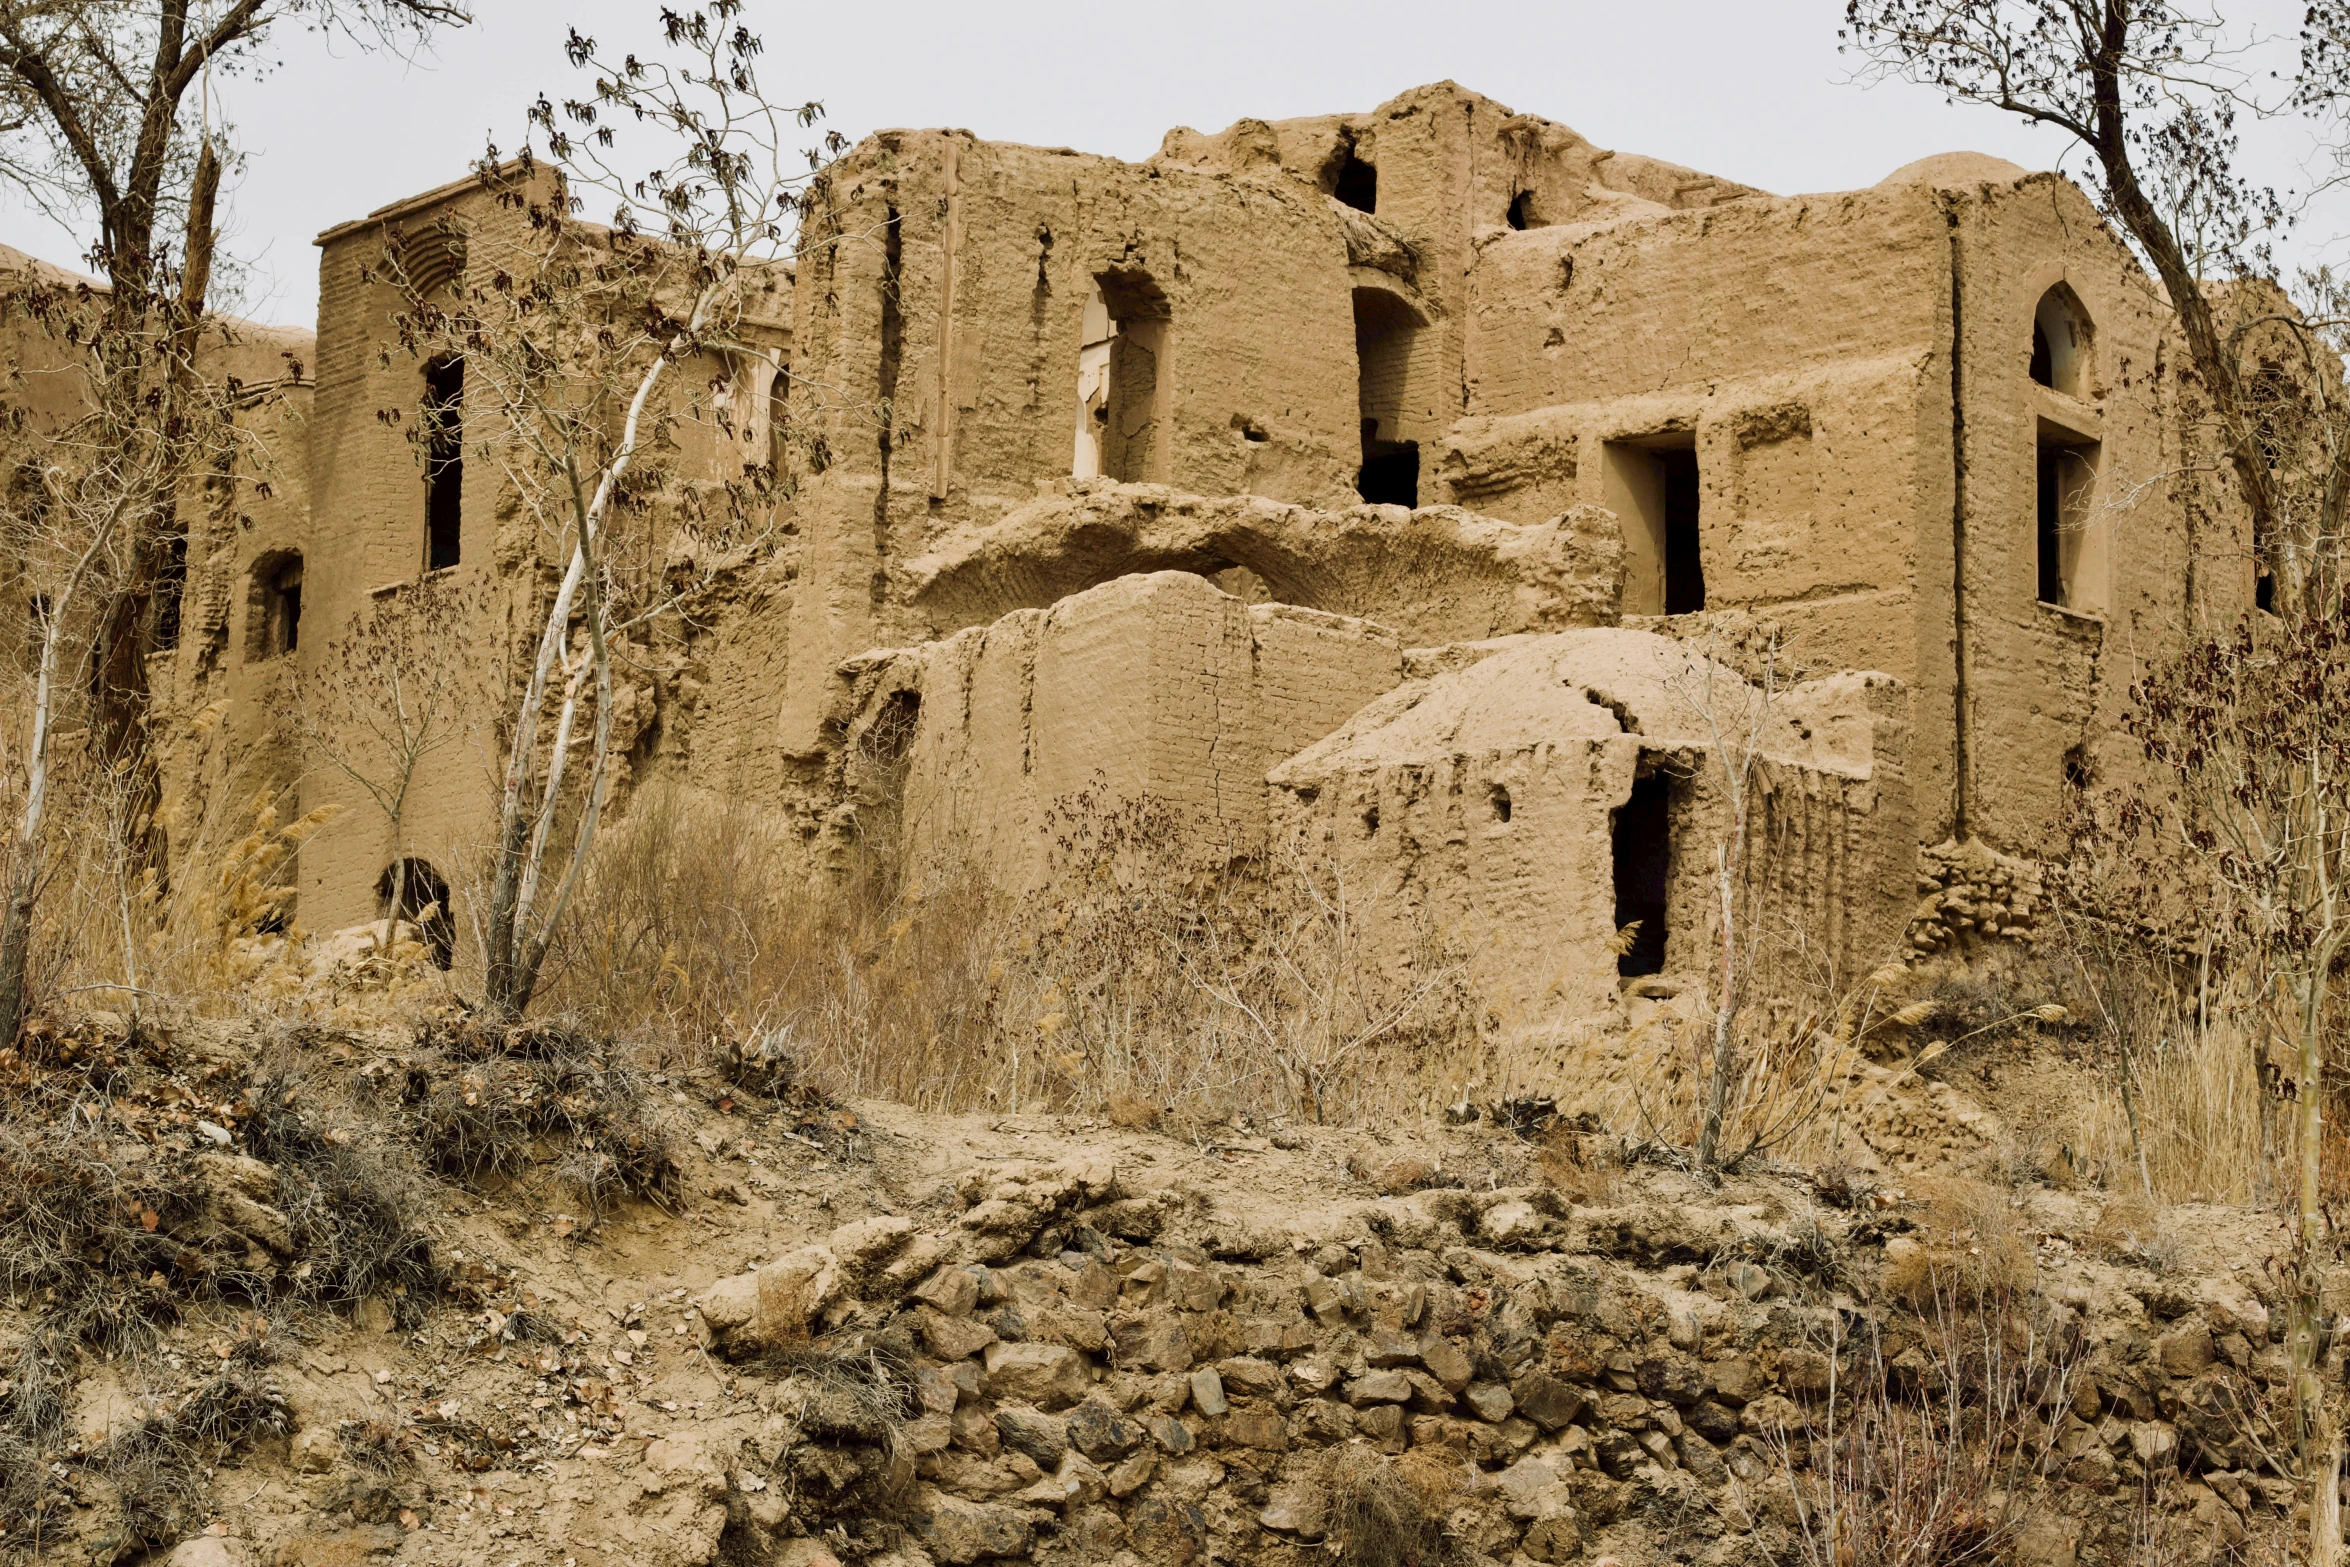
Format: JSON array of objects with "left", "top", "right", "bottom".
[{"left": 4, "top": 0, "right": 2345, "bottom": 327}]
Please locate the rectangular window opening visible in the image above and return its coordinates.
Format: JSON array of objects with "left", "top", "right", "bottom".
[
  {"left": 1602, "top": 437, "right": 1704, "bottom": 615},
  {"left": 1612, "top": 767, "right": 1672, "bottom": 978},
  {"left": 2036, "top": 426, "right": 2102, "bottom": 613},
  {"left": 424, "top": 356, "right": 464, "bottom": 571}
]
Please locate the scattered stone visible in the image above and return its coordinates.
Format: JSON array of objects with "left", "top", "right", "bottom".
[
  {"left": 984, "top": 1342, "right": 1089, "bottom": 1409},
  {"left": 1465, "top": 1381, "right": 1515, "bottom": 1423}
]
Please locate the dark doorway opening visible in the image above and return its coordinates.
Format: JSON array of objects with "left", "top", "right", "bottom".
[
  {"left": 1353, "top": 287, "right": 1424, "bottom": 507},
  {"left": 1358, "top": 424, "right": 1420, "bottom": 507},
  {"left": 424, "top": 356, "right": 464, "bottom": 571},
  {"left": 1659, "top": 448, "right": 1705, "bottom": 615},
  {"left": 1612, "top": 769, "right": 1672, "bottom": 977},
  {"left": 1334, "top": 155, "right": 1377, "bottom": 214},
  {"left": 377, "top": 857, "right": 455, "bottom": 970}
]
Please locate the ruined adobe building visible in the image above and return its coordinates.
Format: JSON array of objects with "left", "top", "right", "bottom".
[{"left": 124, "top": 82, "right": 2249, "bottom": 1025}]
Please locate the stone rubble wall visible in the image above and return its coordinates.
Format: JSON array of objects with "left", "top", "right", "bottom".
[{"left": 676, "top": 1154, "right": 2289, "bottom": 1567}]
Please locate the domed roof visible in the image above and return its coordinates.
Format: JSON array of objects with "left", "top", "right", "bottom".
[{"left": 1876, "top": 151, "right": 2031, "bottom": 190}]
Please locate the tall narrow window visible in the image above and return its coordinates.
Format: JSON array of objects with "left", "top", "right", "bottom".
[
  {"left": 153, "top": 522, "right": 187, "bottom": 651},
  {"left": 767, "top": 363, "right": 790, "bottom": 474},
  {"left": 2036, "top": 427, "right": 2103, "bottom": 613},
  {"left": 1602, "top": 437, "right": 1705, "bottom": 615},
  {"left": 1659, "top": 448, "right": 1704, "bottom": 615},
  {"left": 423, "top": 356, "right": 464, "bottom": 571},
  {"left": 1354, "top": 288, "right": 1424, "bottom": 507},
  {"left": 246, "top": 550, "right": 303, "bottom": 662},
  {"left": 1333, "top": 153, "right": 1377, "bottom": 213},
  {"left": 1071, "top": 273, "right": 1171, "bottom": 484},
  {"left": 1612, "top": 768, "right": 1672, "bottom": 977}
]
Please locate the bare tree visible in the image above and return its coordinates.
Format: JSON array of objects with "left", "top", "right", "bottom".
[
  {"left": 1670, "top": 624, "right": 1792, "bottom": 1171},
  {"left": 380, "top": 1, "right": 834, "bottom": 1018}
]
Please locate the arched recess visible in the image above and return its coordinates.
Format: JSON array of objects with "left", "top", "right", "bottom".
[
  {"left": 377, "top": 857, "right": 455, "bottom": 969},
  {"left": 2030, "top": 282, "right": 2094, "bottom": 398},
  {"left": 1353, "top": 284, "right": 1429, "bottom": 507},
  {"left": 1072, "top": 270, "right": 1172, "bottom": 483},
  {"left": 245, "top": 549, "right": 303, "bottom": 663}
]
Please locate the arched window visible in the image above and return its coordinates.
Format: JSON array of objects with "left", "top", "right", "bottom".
[
  {"left": 377, "top": 857, "right": 454, "bottom": 969},
  {"left": 2029, "top": 284, "right": 2092, "bottom": 398},
  {"left": 245, "top": 549, "right": 302, "bottom": 663},
  {"left": 1072, "top": 271, "right": 1171, "bottom": 484}
]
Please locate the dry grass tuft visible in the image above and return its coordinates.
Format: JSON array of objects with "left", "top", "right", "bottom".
[
  {"left": 1324, "top": 1445, "right": 1451, "bottom": 1567},
  {"left": 1880, "top": 1178, "right": 2036, "bottom": 1309},
  {"left": 398, "top": 1017, "right": 682, "bottom": 1212}
]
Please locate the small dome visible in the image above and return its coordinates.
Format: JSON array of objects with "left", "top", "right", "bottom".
[{"left": 1877, "top": 151, "right": 2031, "bottom": 190}]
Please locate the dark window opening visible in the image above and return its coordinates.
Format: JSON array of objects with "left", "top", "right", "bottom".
[
  {"left": 1334, "top": 155, "right": 1377, "bottom": 214},
  {"left": 267, "top": 559, "right": 301, "bottom": 656},
  {"left": 1659, "top": 448, "right": 1705, "bottom": 615},
  {"left": 2036, "top": 431, "right": 2100, "bottom": 611},
  {"left": 2030, "top": 323, "right": 2053, "bottom": 388},
  {"left": 1507, "top": 191, "right": 1536, "bottom": 230},
  {"left": 154, "top": 524, "right": 187, "bottom": 651},
  {"left": 1612, "top": 769, "right": 1672, "bottom": 977},
  {"left": 1362, "top": 804, "right": 1380, "bottom": 837},
  {"left": 768, "top": 366, "right": 790, "bottom": 474},
  {"left": 2036, "top": 446, "right": 2064, "bottom": 605},
  {"left": 246, "top": 551, "right": 303, "bottom": 662},
  {"left": 2257, "top": 568, "right": 2277, "bottom": 613},
  {"left": 423, "top": 356, "right": 464, "bottom": 571},
  {"left": 1490, "top": 783, "right": 1513, "bottom": 824},
  {"left": 377, "top": 857, "right": 455, "bottom": 970}
]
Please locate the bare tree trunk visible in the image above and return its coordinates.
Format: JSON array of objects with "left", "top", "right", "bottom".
[
  {"left": 0, "top": 531, "right": 113, "bottom": 1044},
  {"left": 1697, "top": 831, "right": 1745, "bottom": 1169},
  {"left": 482, "top": 284, "right": 718, "bottom": 1019}
]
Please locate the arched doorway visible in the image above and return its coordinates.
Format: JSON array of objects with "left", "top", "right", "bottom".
[{"left": 377, "top": 857, "right": 455, "bottom": 969}]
